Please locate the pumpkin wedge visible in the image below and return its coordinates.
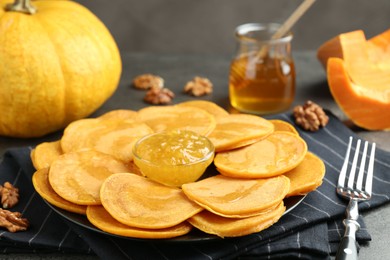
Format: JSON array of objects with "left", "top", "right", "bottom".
[
  {"left": 327, "top": 57, "right": 390, "bottom": 130},
  {"left": 318, "top": 29, "right": 390, "bottom": 130},
  {"left": 317, "top": 30, "right": 366, "bottom": 69},
  {"left": 318, "top": 29, "right": 390, "bottom": 85}
]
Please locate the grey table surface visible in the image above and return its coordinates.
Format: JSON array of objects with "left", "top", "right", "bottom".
[{"left": 0, "top": 51, "right": 389, "bottom": 259}]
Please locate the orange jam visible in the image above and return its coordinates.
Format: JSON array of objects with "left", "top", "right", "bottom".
[{"left": 133, "top": 130, "right": 214, "bottom": 187}]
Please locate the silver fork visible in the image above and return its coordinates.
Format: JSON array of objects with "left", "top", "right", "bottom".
[{"left": 336, "top": 136, "right": 376, "bottom": 260}]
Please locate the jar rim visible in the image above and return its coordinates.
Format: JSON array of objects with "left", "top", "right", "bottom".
[{"left": 235, "top": 23, "right": 293, "bottom": 44}]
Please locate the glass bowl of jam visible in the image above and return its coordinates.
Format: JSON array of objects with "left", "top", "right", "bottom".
[{"left": 133, "top": 130, "right": 215, "bottom": 187}]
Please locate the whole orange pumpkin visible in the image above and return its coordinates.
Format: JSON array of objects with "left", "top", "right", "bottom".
[{"left": 0, "top": 0, "right": 122, "bottom": 137}]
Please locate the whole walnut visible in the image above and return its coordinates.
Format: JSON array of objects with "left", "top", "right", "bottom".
[
  {"left": 293, "top": 101, "right": 329, "bottom": 131},
  {"left": 144, "top": 87, "right": 175, "bottom": 105},
  {"left": 133, "top": 74, "right": 164, "bottom": 90},
  {"left": 184, "top": 77, "right": 213, "bottom": 96},
  {"left": 0, "top": 182, "right": 19, "bottom": 209}
]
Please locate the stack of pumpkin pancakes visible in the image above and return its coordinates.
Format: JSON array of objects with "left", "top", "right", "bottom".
[{"left": 31, "top": 100, "right": 325, "bottom": 239}]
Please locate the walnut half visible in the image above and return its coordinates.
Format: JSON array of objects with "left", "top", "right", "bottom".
[
  {"left": 0, "top": 182, "right": 19, "bottom": 209},
  {"left": 144, "top": 87, "right": 175, "bottom": 105},
  {"left": 0, "top": 208, "right": 29, "bottom": 232},
  {"left": 293, "top": 100, "right": 329, "bottom": 131},
  {"left": 133, "top": 74, "right": 164, "bottom": 90},
  {"left": 184, "top": 76, "right": 213, "bottom": 96}
]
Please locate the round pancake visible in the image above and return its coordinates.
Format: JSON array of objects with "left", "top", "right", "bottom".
[
  {"left": 32, "top": 168, "right": 86, "bottom": 215},
  {"left": 269, "top": 119, "right": 299, "bottom": 135},
  {"left": 61, "top": 118, "right": 153, "bottom": 162},
  {"left": 188, "top": 201, "right": 285, "bottom": 237},
  {"left": 61, "top": 118, "right": 104, "bottom": 152},
  {"left": 182, "top": 175, "right": 289, "bottom": 217},
  {"left": 100, "top": 173, "right": 203, "bottom": 229},
  {"left": 177, "top": 100, "right": 229, "bottom": 118},
  {"left": 135, "top": 106, "right": 216, "bottom": 136},
  {"left": 207, "top": 114, "right": 274, "bottom": 152},
  {"left": 31, "top": 141, "right": 63, "bottom": 170},
  {"left": 87, "top": 205, "right": 192, "bottom": 239},
  {"left": 284, "top": 152, "right": 326, "bottom": 197},
  {"left": 214, "top": 132, "right": 308, "bottom": 178},
  {"left": 99, "top": 109, "right": 138, "bottom": 120},
  {"left": 49, "top": 150, "right": 133, "bottom": 205}
]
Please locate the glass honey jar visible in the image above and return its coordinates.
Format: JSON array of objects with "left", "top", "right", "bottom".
[{"left": 229, "top": 23, "right": 296, "bottom": 115}]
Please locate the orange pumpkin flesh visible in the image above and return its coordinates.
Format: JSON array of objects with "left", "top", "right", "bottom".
[
  {"left": 318, "top": 29, "right": 390, "bottom": 130},
  {"left": 0, "top": 0, "right": 122, "bottom": 137},
  {"left": 327, "top": 57, "right": 390, "bottom": 130}
]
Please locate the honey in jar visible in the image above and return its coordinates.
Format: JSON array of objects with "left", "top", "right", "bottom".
[{"left": 229, "top": 23, "right": 296, "bottom": 115}]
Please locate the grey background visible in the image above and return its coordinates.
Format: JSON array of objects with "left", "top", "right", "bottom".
[{"left": 76, "top": 0, "right": 390, "bottom": 54}]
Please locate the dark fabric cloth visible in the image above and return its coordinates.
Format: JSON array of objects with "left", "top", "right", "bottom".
[{"left": 0, "top": 112, "right": 389, "bottom": 259}]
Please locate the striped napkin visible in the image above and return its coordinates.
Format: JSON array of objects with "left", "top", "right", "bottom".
[{"left": 0, "top": 112, "right": 389, "bottom": 259}]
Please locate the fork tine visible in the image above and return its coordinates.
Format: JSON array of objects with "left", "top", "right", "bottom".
[
  {"left": 338, "top": 136, "right": 353, "bottom": 188},
  {"left": 365, "top": 142, "right": 376, "bottom": 196},
  {"left": 336, "top": 137, "right": 375, "bottom": 259},
  {"left": 347, "top": 138, "right": 361, "bottom": 189},
  {"left": 356, "top": 141, "right": 368, "bottom": 191}
]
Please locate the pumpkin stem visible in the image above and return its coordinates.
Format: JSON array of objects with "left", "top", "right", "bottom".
[{"left": 5, "top": 0, "right": 37, "bottom": 15}]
